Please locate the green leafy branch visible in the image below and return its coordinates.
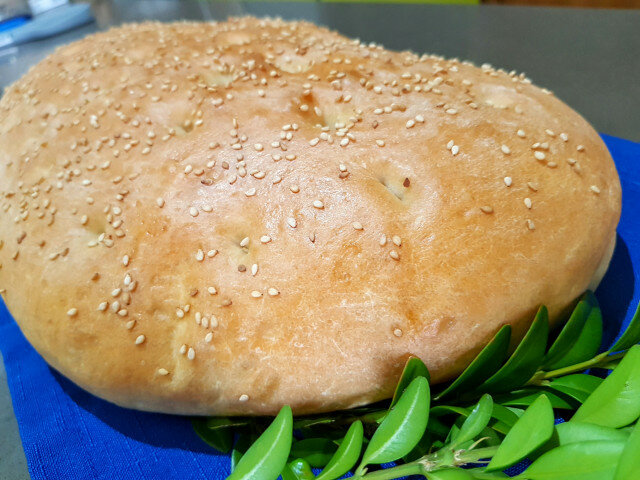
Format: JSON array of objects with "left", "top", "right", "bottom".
[{"left": 192, "top": 293, "right": 640, "bottom": 480}]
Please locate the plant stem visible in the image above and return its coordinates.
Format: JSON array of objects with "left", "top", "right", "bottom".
[
  {"left": 526, "top": 351, "right": 625, "bottom": 384},
  {"left": 455, "top": 446, "right": 499, "bottom": 464}
]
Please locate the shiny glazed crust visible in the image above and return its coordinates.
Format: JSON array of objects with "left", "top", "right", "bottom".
[{"left": 0, "top": 18, "right": 621, "bottom": 415}]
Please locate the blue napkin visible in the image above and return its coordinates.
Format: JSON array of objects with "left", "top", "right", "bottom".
[{"left": 1, "top": 134, "right": 638, "bottom": 480}]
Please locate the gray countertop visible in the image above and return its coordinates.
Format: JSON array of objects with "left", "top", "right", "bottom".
[{"left": 0, "top": 2, "right": 638, "bottom": 478}]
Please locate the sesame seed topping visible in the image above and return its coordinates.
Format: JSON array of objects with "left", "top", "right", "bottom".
[
  {"left": 406, "top": 119, "right": 415, "bottom": 129},
  {"left": 268, "top": 287, "right": 280, "bottom": 296},
  {"left": 393, "top": 328, "right": 403, "bottom": 337},
  {"left": 97, "top": 302, "right": 108, "bottom": 311},
  {"left": 415, "top": 114, "right": 425, "bottom": 123},
  {"left": 158, "top": 368, "right": 169, "bottom": 376},
  {"left": 313, "top": 200, "right": 324, "bottom": 209},
  {"left": 205, "top": 332, "right": 213, "bottom": 343},
  {"left": 376, "top": 139, "right": 385, "bottom": 147},
  {"left": 524, "top": 198, "right": 532, "bottom": 209},
  {"left": 187, "top": 347, "right": 195, "bottom": 360},
  {"left": 590, "top": 185, "right": 601, "bottom": 194},
  {"left": 240, "top": 237, "right": 250, "bottom": 248},
  {"left": 251, "top": 290, "right": 262, "bottom": 298},
  {"left": 379, "top": 234, "right": 387, "bottom": 246},
  {"left": 135, "top": 335, "right": 145, "bottom": 345},
  {"left": 389, "top": 250, "right": 400, "bottom": 260},
  {"left": 451, "top": 145, "right": 460, "bottom": 156},
  {"left": 309, "top": 138, "right": 320, "bottom": 146},
  {"left": 480, "top": 206, "right": 494, "bottom": 214},
  {"left": 195, "top": 249, "right": 205, "bottom": 261},
  {"left": 504, "top": 177, "right": 513, "bottom": 187},
  {"left": 534, "top": 151, "right": 546, "bottom": 161},
  {"left": 251, "top": 264, "right": 258, "bottom": 276},
  {"left": 155, "top": 197, "right": 165, "bottom": 209},
  {"left": 287, "top": 217, "right": 297, "bottom": 228},
  {"left": 207, "top": 286, "right": 217, "bottom": 295},
  {"left": 577, "top": 145, "right": 585, "bottom": 152},
  {"left": 189, "top": 207, "right": 199, "bottom": 217},
  {"left": 352, "top": 222, "right": 363, "bottom": 230},
  {"left": 67, "top": 308, "right": 78, "bottom": 317},
  {"left": 290, "top": 185, "right": 300, "bottom": 193},
  {"left": 527, "top": 219, "right": 536, "bottom": 230},
  {"left": 239, "top": 394, "right": 249, "bottom": 402},
  {"left": 517, "top": 129, "right": 526, "bottom": 138},
  {"left": 501, "top": 145, "right": 511, "bottom": 155},
  {"left": 245, "top": 188, "right": 256, "bottom": 197}
]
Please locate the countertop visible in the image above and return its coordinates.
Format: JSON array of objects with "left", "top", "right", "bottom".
[{"left": 1, "top": 2, "right": 638, "bottom": 478}]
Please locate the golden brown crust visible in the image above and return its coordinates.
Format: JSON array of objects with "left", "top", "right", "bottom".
[{"left": 0, "top": 18, "right": 621, "bottom": 415}]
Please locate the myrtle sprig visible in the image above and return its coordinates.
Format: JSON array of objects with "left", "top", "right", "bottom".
[{"left": 192, "top": 293, "right": 640, "bottom": 480}]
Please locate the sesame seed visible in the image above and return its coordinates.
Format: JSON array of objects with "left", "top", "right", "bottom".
[
  {"left": 480, "top": 206, "right": 494, "bottom": 214},
  {"left": 406, "top": 119, "right": 415, "bottom": 129},
  {"left": 389, "top": 250, "right": 400, "bottom": 260},
  {"left": 205, "top": 332, "right": 213, "bottom": 343},
  {"left": 376, "top": 139, "right": 385, "bottom": 147},
  {"left": 239, "top": 394, "right": 249, "bottom": 402},
  {"left": 240, "top": 237, "right": 250, "bottom": 248},
  {"left": 118, "top": 309, "right": 128, "bottom": 317},
  {"left": 290, "top": 185, "right": 300, "bottom": 193},
  {"left": 195, "top": 249, "right": 205, "bottom": 261},
  {"left": 527, "top": 219, "right": 536, "bottom": 230},
  {"left": 504, "top": 177, "right": 513, "bottom": 187},
  {"left": 245, "top": 188, "right": 256, "bottom": 197},
  {"left": 135, "top": 335, "right": 145, "bottom": 345},
  {"left": 156, "top": 197, "right": 165, "bottom": 208},
  {"left": 158, "top": 368, "right": 169, "bottom": 376},
  {"left": 577, "top": 145, "right": 585, "bottom": 152},
  {"left": 524, "top": 198, "right": 532, "bottom": 209},
  {"left": 590, "top": 185, "right": 601, "bottom": 194},
  {"left": 254, "top": 143, "right": 263, "bottom": 151},
  {"left": 451, "top": 145, "right": 460, "bottom": 156},
  {"left": 527, "top": 182, "right": 538, "bottom": 192},
  {"left": 352, "top": 222, "right": 363, "bottom": 230},
  {"left": 393, "top": 328, "right": 403, "bottom": 337},
  {"left": 207, "top": 286, "right": 217, "bottom": 295},
  {"left": 517, "top": 129, "right": 526, "bottom": 138},
  {"left": 97, "top": 302, "right": 108, "bottom": 311},
  {"left": 534, "top": 151, "right": 546, "bottom": 161},
  {"left": 287, "top": 217, "right": 297, "bottom": 228},
  {"left": 268, "top": 287, "right": 280, "bottom": 296},
  {"left": 207, "top": 249, "right": 218, "bottom": 258},
  {"left": 340, "top": 138, "right": 349, "bottom": 147},
  {"left": 446, "top": 140, "right": 454, "bottom": 150},
  {"left": 309, "top": 138, "right": 320, "bottom": 146},
  {"left": 67, "top": 308, "right": 78, "bottom": 317},
  {"left": 392, "top": 235, "right": 402, "bottom": 247},
  {"left": 379, "top": 234, "right": 387, "bottom": 246},
  {"left": 560, "top": 133, "right": 569, "bottom": 142},
  {"left": 179, "top": 345, "right": 187, "bottom": 355},
  {"left": 251, "top": 264, "right": 258, "bottom": 276},
  {"left": 176, "top": 308, "right": 184, "bottom": 318},
  {"left": 187, "top": 347, "right": 195, "bottom": 360},
  {"left": 313, "top": 200, "right": 324, "bottom": 209},
  {"left": 501, "top": 145, "right": 511, "bottom": 155},
  {"left": 189, "top": 207, "right": 198, "bottom": 217},
  {"left": 126, "top": 320, "right": 136, "bottom": 330},
  {"left": 251, "top": 290, "right": 262, "bottom": 298},
  {"left": 415, "top": 114, "right": 425, "bottom": 123},
  {"left": 112, "top": 288, "right": 122, "bottom": 297}
]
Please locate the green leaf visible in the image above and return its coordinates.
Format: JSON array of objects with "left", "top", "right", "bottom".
[
  {"left": 547, "top": 374, "right": 603, "bottom": 403},
  {"left": 359, "top": 376, "right": 430, "bottom": 466},
  {"left": 191, "top": 419, "right": 234, "bottom": 453},
  {"left": 281, "top": 459, "right": 315, "bottom": 480},
  {"left": 426, "top": 468, "right": 476, "bottom": 479},
  {"left": 609, "top": 301, "right": 640, "bottom": 352},
  {"left": 486, "top": 394, "right": 554, "bottom": 472},
  {"left": 228, "top": 405, "right": 293, "bottom": 480},
  {"left": 496, "top": 388, "right": 576, "bottom": 410},
  {"left": 573, "top": 345, "right": 640, "bottom": 427},
  {"left": 205, "top": 416, "right": 250, "bottom": 430},
  {"left": 614, "top": 420, "right": 640, "bottom": 480},
  {"left": 554, "top": 421, "right": 630, "bottom": 446},
  {"left": 449, "top": 394, "right": 493, "bottom": 448},
  {"left": 479, "top": 307, "right": 549, "bottom": 393},
  {"left": 543, "top": 296, "right": 592, "bottom": 369},
  {"left": 435, "top": 326, "right": 511, "bottom": 400},
  {"left": 231, "top": 434, "right": 256, "bottom": 473},
  {"left": 391, "top": 356, "right": 430, "bottom": 408},
  {"left": 290, "top": 438, "right": 338, "bottom": 468},
  {"left": 489, "top": 404, "right": 521, "bottom": 434},
  {"left": 523, "top": 440, "right": 625, "bottom": 480},
  {"left": 546, "top": 298, "right": 603, "bottom": 370},
  {"left": 293, "top": 417, "right": 336, "bottom": 430},
  {"left": 316, "top": 421, "right": 363, "bottom": 480}
]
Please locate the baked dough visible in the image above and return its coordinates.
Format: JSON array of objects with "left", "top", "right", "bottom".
[{"left": 0, "top": 18, "right": 621, "bottom": 415}]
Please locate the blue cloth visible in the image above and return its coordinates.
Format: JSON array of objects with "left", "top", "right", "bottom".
[{"left": 1, "top": 134, "right": 638, "bottom": 480}]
